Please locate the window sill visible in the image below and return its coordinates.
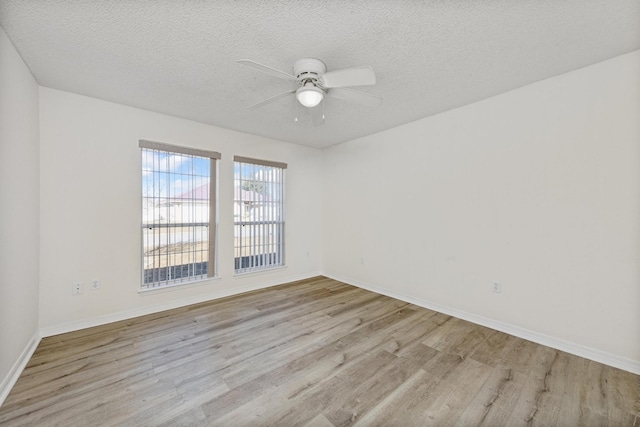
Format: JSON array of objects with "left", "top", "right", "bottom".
[
  {"left": 233, "top": 265, "right": 288, "bottom": 278},
  {"left": 138, "top": 275, "right": 220, "bottom": 295}
]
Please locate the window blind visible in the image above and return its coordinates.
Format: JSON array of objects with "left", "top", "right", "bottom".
[
  {"left": 140, "top": 140, "right": 219, "bottom": 289},
  {"left": 233, "top": 156, "right": 286, "bottom": 274}
]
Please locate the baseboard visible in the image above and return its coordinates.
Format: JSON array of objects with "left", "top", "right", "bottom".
[
  {"left": 0, "top": 332, "right": 41, "bottom": 408},
  {"left": 323, "top": 272, "right": 640, "bottom": 375},
  {"left": 40, "top": 271, "right": 322, "bottom": 338}
]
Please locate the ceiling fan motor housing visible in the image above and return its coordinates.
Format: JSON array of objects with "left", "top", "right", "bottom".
[{"left": 294, "top": 58, "right": 327, "bottom": 85}]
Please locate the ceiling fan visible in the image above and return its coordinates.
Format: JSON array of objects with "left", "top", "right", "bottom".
[{"left": 237, "top": 58, "right": 382, "bottom": 125}]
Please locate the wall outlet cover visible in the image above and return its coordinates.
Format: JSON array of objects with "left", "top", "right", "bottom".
[{"left": 72, "top": 283, "right": 83, "bottom": 295}]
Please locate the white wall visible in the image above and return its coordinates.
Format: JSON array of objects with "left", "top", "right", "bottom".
[
  {"left": 323, "top": 51, "right": 640, "bottom": 368},
  {"left": 0, "top": 27, "right": 40, "bottom": 395},
  {"left": 39, "top": 88, "right": 323, "bottom": 332}
]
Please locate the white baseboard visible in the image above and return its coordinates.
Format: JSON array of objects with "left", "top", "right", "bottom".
[
  {"left": 323, "top": 272, "right": 640, "bottom": 375},
  {"left": 0, "top": 332, "right": 41, "bottom": 408},
  {"left": 40, "top": 271, "right": 322, "bottom": 338}
]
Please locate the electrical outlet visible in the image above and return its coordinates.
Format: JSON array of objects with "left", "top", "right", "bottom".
[
  {"left": 91, "top": 279, "right": 101, "bottom": 290},
  {"left": 72, "top": 283, "right": 83, "bottom": 295},
  {"left": 492, "top": 283, "right": 502, "bottom": 293}
]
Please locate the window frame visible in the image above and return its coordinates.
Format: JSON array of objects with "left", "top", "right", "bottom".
[
  {"left": 139, "top": 140, "right": 220, "bottom": 290},
  {"left": 233, "top": 155, "right": 287, "bottom": 275}
]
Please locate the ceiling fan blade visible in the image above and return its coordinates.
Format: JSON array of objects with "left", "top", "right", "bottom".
[
  {"left": 237, "top": 59, "right": 297, "bottom": 81},
  {"left": 319, "top": 66, "right": 376, "bottom": 88},
  {"left": 327, "top": 87, "right": 382, "bottom": 108},
  {"left": 246, "top": 90, "right": 295, "bottom": 110},
  {"left": 309, "top": 102, "right": 326, "bottom": 127}
]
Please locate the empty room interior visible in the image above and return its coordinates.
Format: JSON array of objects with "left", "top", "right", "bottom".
[{"left": 1, "top": 1, "right": 639, "bottom": 426}]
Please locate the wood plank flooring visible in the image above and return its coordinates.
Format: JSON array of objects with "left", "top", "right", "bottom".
[{"left": 1, "top": 276, "right": 639, "bottom": 426}]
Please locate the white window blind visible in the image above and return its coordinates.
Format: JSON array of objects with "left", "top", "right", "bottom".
[
  {"left": 233, "top": 156, "right": 286, "bottom": 274},
  {"left": 140, "top": 140, "right": 220, "bottom": 289}
]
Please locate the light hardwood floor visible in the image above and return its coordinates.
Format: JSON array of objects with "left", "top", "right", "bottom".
[{"left": 1, "top": 276, "right": 638, "bottom": 426}]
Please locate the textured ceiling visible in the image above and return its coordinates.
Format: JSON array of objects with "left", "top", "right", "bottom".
[{"left": 1, "top": 1, "right": 639, "bottom": 148}]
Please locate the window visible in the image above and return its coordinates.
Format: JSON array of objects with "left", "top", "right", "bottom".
[
  {"left": 234, "top": 156, "right": 286, "bottom": 274},
  {"left": 140, "top": 140, "right": 220, "bottom": 290}
]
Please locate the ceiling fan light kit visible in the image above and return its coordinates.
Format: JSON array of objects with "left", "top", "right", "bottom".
[
  {"left": 237, "top": 57, "right": 382, "bottom": 124},
  {"left": 296, "top": 83, "right": 324, "bottom": 108}
]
